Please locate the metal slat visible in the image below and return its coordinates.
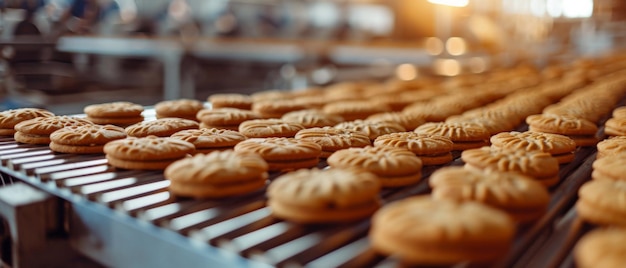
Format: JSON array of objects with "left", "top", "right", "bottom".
[{"left": 35, "top": 158, "right": 108, "bottom": 180}]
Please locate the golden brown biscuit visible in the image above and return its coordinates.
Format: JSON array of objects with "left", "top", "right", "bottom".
[
  {"left": 125, "top": 118, "right": 199, "bottom": 137},
  {"left": 596, "top": 136, "right": 626, "bottom": 159},
  {"left": 366, "top": 112, "right": 426, "bottom": 131},
  {"left": 208, "top": 93, "right": 253, "bottom": 110},
  {"left": 164, "top": 150, "right": 268, "bottom": 198},
  {"left": 445, "top": 115, "right": 516, "bottom": 135},
  {"left": 14, "top": 116, "right": 93, "bottom": 144},
  {"left": 233, "top": 137, "right": 321, "bottom": 171},
  {"left": 592, "top": 156, "right": 626, "bottom": 181},
  {"left": 281, "top": 109, "right": 344, "bottom": 128},
  {"left": 83, "top": 101, "right": 144, "bottom": 126},
  {"left": 104, "top": 136, "right": 195, "bottom": 170},
  {"left": 252, "top": 99, "right": 310, "bottom": 118},
  {"left": 461, "top": 146, "right": 560, "bottom": 187},
  {"left": 526, "top": 114, "right": 598, "bottom": 147},
  {"left": 604, "top": 117, "right": 626, "bottom": 137},
  {"left": 334, "top": 120, "right": 406, "bottom": 141},
  {"left": 0, "top": 108, "right": 54, "bottom": 136},
  {"left": 374, "top": 132, "right": 453, "bottom": 166},
  {"left": 369, "top": 196, "right": 515, "bottom": 265},
  {"left": 170, "top": 128, "right": 246, "bottom": 153},
  {"left": 429, "top": 166, "right": 550, "bottom": 222},
  {"left": 402, "top": 102, "right": 463, "bottom": 122},
  {"left": 238, "top": 119, "right": 304, "bottom": 138},
  {"left": 323, "top": 100, "right": 391, "bottom": 121},
  {"left": 414, "top": 122, "right": 490, "bottom": 151},
  {"left": 196, "top": 108, "right": 261, "bottom": 130},
  {"left": 327, "top": 146, "right": 422, "bottom": 187},
  {"left": 576, "top": 179, "right": 626, "bottom": 226},
  {"left": 294, "top": 127, "right": 371, "bottom": 158},
  {"left": 154, "top": 99, "right": 204, "bottom": 120},
  {"left": 612, "top": 106, "right": 626, "bottom": 119},
  {"left": 267, "top": 168, "right": 381, "bottom": 223},
  {"left": 49, "top": 124, "right": 126, "bottom": 154},
  {"left": 574, "top": 228, "right": 626, "bottom": 268},
  {"left": 490, "top": 131, "right": 577, "bottom": 163}
]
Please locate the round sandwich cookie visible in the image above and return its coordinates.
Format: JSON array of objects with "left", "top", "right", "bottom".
[
  {"left": 374, "top": 132, "right": 453, "bottom": 165},
  {"left": 233, "top": 137, "right": 321, "bottom": 171},
  {"left": 490, "top": 131, "right": 577, "bottom": 164},
  {"left": 574, "top": 228, "right": 626, "bottom": 268},
  {"left": 576, "top": 179, "right": 626, "bottom": 226},
  {"left": 281, "top": 109, "right": 344, "bottom": 128},
  {"left": 267, "top": 168, "right": 381, "bottom": 223},
  {"left": 196, "top": 108, "right": 261, "bottom": 131},
  {"left": 334, "top": 120, "right": 406, "bottom": 141},
  {"left": 592, "top": 156, "right": 626, "bottom": 181},
  {"left": 414, "top": 122, "right": 490, "bottom": 151},
  {"left": 170, "top": 128, "right": 246, "bottom": 154},
  {"left": 252, "top": 99, "right": 310, "bottom": 118},
  {"left": 604, "top": 117, "right": 626, "bottom": 137},
  {"left": 323, "top": 100, "right": 391, "bottom": 121},
  {"left": 429, "top": 167, "right": 550, "bottom": 222},
  {"left": 238, "top": 119, "right": 304, "bottom": 138},
  {"left": 14, "top": 116, "right": 93, "bottom": 144},
  {"left": 208, "top": 93, "right": 253, "bottom": 110},
  {"left": 369, "top": 196, "right": 515, "bottom": 265},
  {"left": 294, "top": 127, "right": 371, "bottom": 158},
  {"left": 612, "top": 106, "right": 626, "bottom": 119},
  {"left": 402, "top": 102, "right": 463, "bottom": 122},
  {"left": 165, "top": 150, "right": 268, "bottom": 199},
  {"left": 154, "top": 99, "right": 204, "bottom": 121},
  {"left": 445, "top": 115, "right": 516, "bottom": 136},
  {"left": 327, "top": 146, "right": 422, "bottom": 187},
  {"left": 125, "top": 117, "right": 199, "bottom": 137},
  {"left": 104, "top": 136, "right": 195, "bottom": 170},
  {"left": 461, "top": 146, "right": 560, "bottom": 187},
  {"left": 49, "top": 124, "right": 126, "bottom": 154},
  {"left": 366, "top": 112, "right": 426, "bottom": 131},
  {"left": 526, "top": 114, "right": 598, "bottom": 147},
  {"left": 83, "top": 101, "right": 144, "bottom": 127},
  {"left": 596, "top": 136, "right": 626, "bottom": 159},
  {"left": 0, "top": 108, "right": 54, "bottom": 136}
]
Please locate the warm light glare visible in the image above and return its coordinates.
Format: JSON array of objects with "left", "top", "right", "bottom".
[
  {"left": 434, "top": 59, "right": 461, "bottom": 76},
  {"left": 425, "top": 37, "right": 444, "bottom": 55},
  {"left": 396, "top": 64, "right": 418, "bottom": 81},
  {"left": 428, "top": 0, "right": 469, "bottom": 7},
  {"left": 562, "top": 0, "right": 593, "bottom": 18},
  {"left": 445, "top": 37, "right": 467, "bottom": 56}
]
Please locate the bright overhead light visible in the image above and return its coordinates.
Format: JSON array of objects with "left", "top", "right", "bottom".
[{"left": 428, "top": 0, "right": 469, "bottom": 7}]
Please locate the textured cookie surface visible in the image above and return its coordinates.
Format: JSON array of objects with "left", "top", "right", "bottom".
[
  {"left": 165, "top": 150, "right": 268, "bottom": 184},
  {"left": 125, "top": 118, "right": 199, "bottom": 137},
  {"left": 84, "top": 101, "right": 144, "bottom": 118},
  {"left": 155, "top": 99, "right": 204, "bottom": 119},
  {"left": 526, "top": 114, "right": 598, "bottom": 135},
  {"left": 0, "top": 108, "right": 54, "bottom": 129},
  {"left": 604, "top": 117, "right": 626, "bottom": 136},
  {"left": 208, "top": 93, "right": 253, "bottom": 109},
  {"left": 196, "top": 108, "right": 260, "bottom": 125},
  {"left": 170, "top": 128, "right": 246, "bottom": 148},
  {"left": 374, "top": 132, "right": 453, "bottom": 155},
  {"left": 281, "top": 109, "right": 344, "bottom": 128},
  {"left": 103, "top": 136, "right": 196, "bottom": 161},
  {"left": 14, "top": 116, "right": 93, "bottom": 135},
  {"left": 366, "top": 112, "right": 426, "bottom": 131},
  {"left": 50, "top": 124, "right": 127, "bottom": 145},
  {"left": 597, "top": 136, "right": 626, "bottom": 158},
  {"left": 327, "top": 146, "right": 422, "bottom": 176},
  {"left": 574, "top": 228, "right": 626, "bottom": 268},
  {"left": 234, "top": 138, "right": 321, "bottom": 161},
  {"left": 334, "top": 120, "right": 405, "bottom": 140},
  {"left": 238, "top": 119, "right": 304, "bottom": 138},
  {"left": 414, "top": 122, "right": 490, "bottom": 142},
  {"left": 295, "top": 127, "right": 371, "bottom": 151},
  {"left": 490, "top": 131, "right": 576, "bottom": 154},
  {"left": 576, "top": 179, "right": 626, "bottom": 226}
]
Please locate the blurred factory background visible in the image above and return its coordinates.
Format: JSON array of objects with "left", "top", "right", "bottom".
[{"left": 0, "top": 0, "right": 620, "bottom": 114}]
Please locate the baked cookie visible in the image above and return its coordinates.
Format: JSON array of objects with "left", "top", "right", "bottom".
[
  {"left": 49, "top": 124, "right": 126, "bottom": 154},
  {"left": 125, "top": 118, "right": 199, "bottom": 137},
  {"left": 0, "top": 108, "right": 54, "bottom": 136},
  {"left": 526, "top": 114, "right": 598, "bottom": 147},
  {"left": 104, "top": 136, "right": 195, "bottom": 170},
  {"left": 154, "top": 99, "right": 204, "bottom": 120},
  {"left": 366, "top": 112, "right": 426, "bottom": 131},
  {"left": 238, "top": 119, "right": 304, "bottom": 138},
  {"left": 323, "top": 100, "right": 391, "bottom": 121},
  {"left": 612, "top": 106, "right": 626, "bottom": 119},
  {"left": 429, "top": 166, "right": 550, "bottom": 222},
  {"left": 445, "top": 115, "right": 516, "bottom": 135},
  {"left": 414, "top": 122, "right": 490, "bottom": 151},
  {"left": 576, "top": 179, "right": 626, "bottom": 226},
  {"left": 402, "top": 102, "right": 463, "bottom": 122},
  {"left": 574, "top": 228, "right": 626, "bottom": 268},
  {"left": 369, "top": 196, "right": 515, "bottom": 265},
  {"left": 591, "top": 156, "right": 626, "bottom": 181},
  {"left": 461, "top": 146, "right": 560, "bottom": 187},
  {"left": 281, "top": 109, "right": 344, "bottom": 128},
  {"left": 373, "top": 132, "right": 453, "bottom": 166},
  {"left": 14, "top": 116, "right": 93, "bottom": 144},
  {"left": 170, "top": 128, "right": 246, "bottom": 154},
  {"left": 267, "top": 168, "right": 381, "bottom": 223},
  {"left": 604, "top": 117, "right": 626, "bottom": 137},
  {"left": 490, "top": 131, "right": 577, "bottom": 164},
  {"left": 596, "top": 136, "right": 626, "bottom": 159},
  {"left": 233, "top": 137, "right": 321, "bottom": 171},
  {"left": 208, "top": 93, "right": 253, "bottom": 110},
  {"left": 327, "top": 146, "right": 422, "bottom": 187},
  {"left": 164, "top": 150, "right": 268, "bottom": 198},
  {"left": 294, "top": 127, "right": 371, "bottom": 158},
  {"left": 252, "top": 99, "right": 310, "bottom": 118},
  {"left": 334, "top": 120, "right": 406, "bottom": 141},
  {"left": 83, "top": 101, "right": 144, "bottom": 127},
  {"left": 196, "top": 108, "right": 261, "bottom": 130}
]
